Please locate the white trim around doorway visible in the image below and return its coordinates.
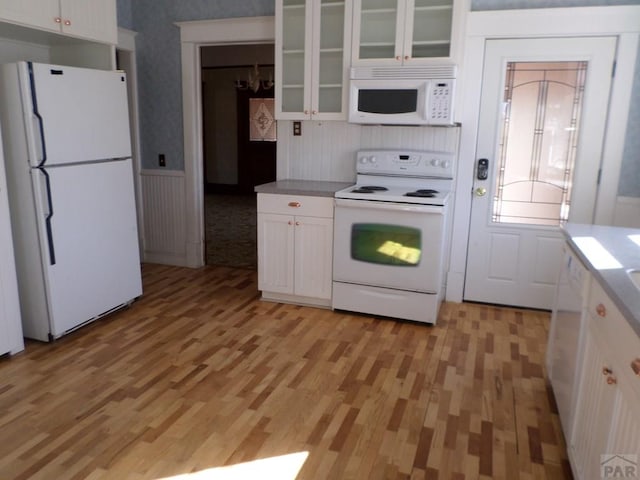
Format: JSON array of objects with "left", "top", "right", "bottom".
[{"left": 177, "top": 16, "right": 275, "bottom": 268}]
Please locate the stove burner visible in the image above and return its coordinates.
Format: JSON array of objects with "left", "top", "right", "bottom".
[
  {"left": 405, "top": 189, "right": 438, "bottom": 198},
  {"left": 351, "top": 185, "right": 388, "bottom": 194}
]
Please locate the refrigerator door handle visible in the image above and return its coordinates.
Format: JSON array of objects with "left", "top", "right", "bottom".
[
  {"left": 37, "top": 168, "right": 56, "bottom": 265},
  {"left": 28, "top": 62, "right": 47, "bottom": 166}
]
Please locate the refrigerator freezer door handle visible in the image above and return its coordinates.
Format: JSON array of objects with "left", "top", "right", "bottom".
[
  {"left": 37, "top": 168, "right": 56, "bottom": 265},
  {"left": 27, "top": 62, "right": 47, "bottom": 166}
]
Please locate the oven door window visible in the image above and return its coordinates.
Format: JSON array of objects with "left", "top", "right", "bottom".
[
  {"left": 358, "top": 89, "right": 418, "bottom": 114},
  {"left": 351, "top": 223, "right": 421, "bottom": 266}
]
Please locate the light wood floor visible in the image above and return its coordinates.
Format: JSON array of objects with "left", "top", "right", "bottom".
[{"left": 0, "top": 264, "right": 572, "bottom": 480}]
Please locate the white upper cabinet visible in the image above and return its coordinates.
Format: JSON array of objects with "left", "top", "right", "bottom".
[
  {"left": 352, "top": 0, "right": 464, "bottom": 65},
  {"left": 0, "top": 0, "right": 60, "bottom": 33},
  {"left": 59, "top": 0, "right": 117, "bottom": 44},
  {"left": 276, "top": 0, "right": 352, "bottom": 120},
  {"left": 0, "top": 0, "right": 117, "bottom": 44}
]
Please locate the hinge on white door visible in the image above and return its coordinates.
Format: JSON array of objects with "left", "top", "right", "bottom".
[
  {"left": 597, "top": 168, "right": 603, "bottom": 185},
  {"left": 612, "top": 60, "right": 616, "bottom": 78}
]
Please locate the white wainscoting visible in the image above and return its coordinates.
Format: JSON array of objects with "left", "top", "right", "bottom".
[
  {"left": 613, "top": 196, "right": 640, "bottom": 228},
  {"left": 140, "top": 169, "right": 187, "bottom": 266}
]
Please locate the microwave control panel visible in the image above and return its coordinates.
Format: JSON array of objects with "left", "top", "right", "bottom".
[{"left": 428, "top": 80, "right": 455, "bottom": 125}]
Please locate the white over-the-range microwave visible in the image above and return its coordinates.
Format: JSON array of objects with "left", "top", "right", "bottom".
[{"left": 348, "top": 64, "right": 457, "bottom": 126}]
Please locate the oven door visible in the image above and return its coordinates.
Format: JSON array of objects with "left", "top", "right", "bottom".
[{"left": 333, "top": 198, "right": 446, "bottom": 293}]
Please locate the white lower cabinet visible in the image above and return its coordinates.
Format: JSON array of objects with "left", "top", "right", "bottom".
[
  {"left": 257, "top": 193, "right": 333, "bottom": 306},
  {"left": 569, "top": 280, "right": 640, "bottom": 480},
  {"left": 570, "top": 320, "right": 618, "bottom": 480}
]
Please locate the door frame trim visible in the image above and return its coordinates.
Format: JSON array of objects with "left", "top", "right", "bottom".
[
  {"left": 446, "top": 5, "right": 640, "bottom": 302},
  {"left": 177, "top": 16, "right": 275, "bottom": 267}
]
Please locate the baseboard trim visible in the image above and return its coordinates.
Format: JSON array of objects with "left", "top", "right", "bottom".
[{"left": 143, "top": 252, "right": 190, "bottom": 267}]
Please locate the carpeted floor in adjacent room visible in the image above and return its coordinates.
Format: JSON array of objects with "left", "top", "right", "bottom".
[{"left": 205, "top": 193, "right": 257, "bottom": 269}]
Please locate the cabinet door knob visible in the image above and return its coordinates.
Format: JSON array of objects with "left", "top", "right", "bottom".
[
  {"left": 631, "top": 358, "right": 640, "bottom": 376},
  {"left": 395, "top": 55, "right": 401, "bottom": 61},
  {"left": 312, "top": 110, "right": 317, "bottom": 115},
  {"left": 288, "top": 220, "right": 293, "bottom": 226},
  {"left": 606, "top": 375, "right": 617, "bottom": 385},
  {"left": 596, "top": 303, "right": 606, "bottom": 317},
  {"left": 54, "top": 17, "right": 62, "bottom": 23},
  {"left": 602, "top": 366, "right": 613, "bottom": 375},
  {"left": 64, "top": 19, "right": 71, "bottom": 26},
  {"left": 295, "top": 221, "right": 300, "bottom": 226},
  {"left": 288, "top": 201, "right": 301, "bottom": 208},
  {"left": 404, "top": 55, "right": 410, "bottom": 60},
  {"left": 304, "top": 110, "right": 309, "bottom": 115}
]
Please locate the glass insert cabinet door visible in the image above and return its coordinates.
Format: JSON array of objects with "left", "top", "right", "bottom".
[
  {"left": 277, "top": 0, "right": 349, "bottom": 119},
  {"left": 410, "top": 0, "right": 454, "bottom": 59},
  {"left": 492, "top": 62, "right": 588, "bottom": 226},
  {"left": 316, "top": 0, "right": 348, "bottom": 114},
  {"left": 279, "top": 0, "right": 309, "bottom": 115},
  {"left": 353, "top": 0, "right": 454, "bottom": 63}
]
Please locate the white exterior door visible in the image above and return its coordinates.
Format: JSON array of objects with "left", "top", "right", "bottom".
[{"left": 464, "top": 37, "right": 617, "bottom": 309}]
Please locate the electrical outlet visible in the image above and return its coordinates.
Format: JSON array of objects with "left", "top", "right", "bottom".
[
  {"left": 293, "top": 121, "right": 302, "bottom": 136},
  {"left": 158, "top": 154, "right": 166, "bottom": 167}
]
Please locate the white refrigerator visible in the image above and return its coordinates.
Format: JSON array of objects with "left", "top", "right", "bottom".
[{"left": 0, "top": 61, "right": 142, "bottom": 342}]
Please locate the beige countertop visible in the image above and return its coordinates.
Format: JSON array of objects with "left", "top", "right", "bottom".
[{"left": 254, "top": 180, "right": 353, "bottom": 198}]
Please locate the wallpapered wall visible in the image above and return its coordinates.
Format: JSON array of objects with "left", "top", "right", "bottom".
[{"left": 117, "top": 0, "right": 640, "bottom": 197}]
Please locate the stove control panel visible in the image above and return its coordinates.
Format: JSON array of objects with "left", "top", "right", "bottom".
[{"left": 356, "top": 149, "right": 455, "bottom": 178}]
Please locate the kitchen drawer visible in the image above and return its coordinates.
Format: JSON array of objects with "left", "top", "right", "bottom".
[
  {"left": 588, "top": 280, "right": 640, "bottom": 394},
  {"left": 257, "top": 193, "right": 334, "bottom": 218}
]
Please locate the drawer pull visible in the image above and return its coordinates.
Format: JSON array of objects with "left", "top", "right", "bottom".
[
  {"left": 631, "top": 358, "right": 640, "bottom": 376},
  {"left": 602, "top": 366, "right": 613, "bottom": 376},
  {"left": 606, "top": 375, "right": 617, "bottom": 385},
  {"left": 288, "top": 201, "right": 301, "bottom": 208},
  {"left": 54, "top": 17, "right": 62, "bottom": 23},
  {"left": 595, "top": 303, "right": 606, "bottom": 317}
]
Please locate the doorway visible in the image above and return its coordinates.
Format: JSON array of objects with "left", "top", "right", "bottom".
[
  {"left": 463, "top": 37, "right": 617, "bottom": 309},
  {"left": 200, "top": 44, "right": 276, "bottom": 269}
]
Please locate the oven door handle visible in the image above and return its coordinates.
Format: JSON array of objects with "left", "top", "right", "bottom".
[{"left": 335, "top": 198, "right": 445, "bottom": 214}]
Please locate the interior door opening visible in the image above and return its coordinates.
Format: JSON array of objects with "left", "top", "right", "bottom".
[{"left": 200, "top": 44, "right": 276, "bottom": 269}]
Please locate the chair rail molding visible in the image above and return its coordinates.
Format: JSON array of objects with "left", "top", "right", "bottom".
[{"left": 177, "top": 16, "right": 275, "bottom": 268}]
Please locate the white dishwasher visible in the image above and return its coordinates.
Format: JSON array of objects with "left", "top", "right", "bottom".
[{"left": 547, "top": 243, "right": 590, "bottom": 442}]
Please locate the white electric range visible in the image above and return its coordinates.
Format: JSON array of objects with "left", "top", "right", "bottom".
[{"left": 332, "top": 149, "right": 456, "bottom": 324}]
